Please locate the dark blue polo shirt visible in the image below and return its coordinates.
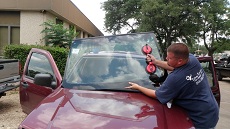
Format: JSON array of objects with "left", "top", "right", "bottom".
[{"left": 156, "top": 54, "right": 219, "bottom": 128}]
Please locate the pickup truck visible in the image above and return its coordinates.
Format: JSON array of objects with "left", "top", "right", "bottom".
[
  {"left": 215, "top": 56, "right": 230, "bottom": 81},
  {"left": 18, "top": 32, "right": 220, "bottom": 129},
  {"left": 0, "top": 59, "right": 20, "bottom": 98}
]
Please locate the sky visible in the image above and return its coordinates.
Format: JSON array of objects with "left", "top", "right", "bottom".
[{"left": 71, "top": 0, "right": 111, "bottom": 36}]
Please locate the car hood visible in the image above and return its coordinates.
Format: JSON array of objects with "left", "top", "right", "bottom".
[{"left": 19, "top": 88, "right": 194, "bottom": 129}]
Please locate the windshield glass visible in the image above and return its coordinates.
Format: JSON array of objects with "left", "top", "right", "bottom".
[{"left": 63, "top": 32, "right": 164, "bottom": 90}]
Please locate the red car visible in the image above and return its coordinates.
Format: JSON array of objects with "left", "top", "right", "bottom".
[{"left": 18, "top": 32, "right": 220, "bottom": 129}]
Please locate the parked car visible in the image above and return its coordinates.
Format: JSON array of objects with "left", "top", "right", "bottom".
[
  {"left": 0, "top": 59, "right": 20, "bottom": 98},
  {"left": 215, "top": 56, "right": 230, "bottom": 81},
  {"left": 214, "top": 53, "right": 230, "bottom": 67},
  {"left": 18, "top": 32, "right": 220, "bottom": 129}
]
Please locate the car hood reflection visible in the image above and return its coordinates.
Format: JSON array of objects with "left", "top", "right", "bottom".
[{"left": 19, "top": 88, "right": 194, "bottom": 129}]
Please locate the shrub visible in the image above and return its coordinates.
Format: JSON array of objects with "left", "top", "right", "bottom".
[
  {"left": 41, "top": 21, "right": 77, "bottom": 48},
  {"left": 3, "top": 44, "right": 68, "bottom": 76}
]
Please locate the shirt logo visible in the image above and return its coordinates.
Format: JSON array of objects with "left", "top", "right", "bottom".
[
  {"left": 186, "top": 74, "right": 192, "bottom": 81},
  {"left": 185, "top": 69, "right": 205, "bottom": 85}
]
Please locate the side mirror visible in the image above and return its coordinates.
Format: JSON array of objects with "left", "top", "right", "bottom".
[{"left": 34, "top": 73, "right": 56, "bottom": 89}]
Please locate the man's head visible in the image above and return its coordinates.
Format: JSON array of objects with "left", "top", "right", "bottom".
[{"left": 166, "top": 43, "right": 189, "bottom": 68}]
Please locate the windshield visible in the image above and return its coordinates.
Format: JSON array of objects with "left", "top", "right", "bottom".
[{"left": 63, "top": 32, "right": 164, "bottom": 90}]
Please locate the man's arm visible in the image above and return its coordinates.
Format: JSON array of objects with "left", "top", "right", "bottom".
[{"left": 126, "top": 82, "right": 157, "bottom": 99}]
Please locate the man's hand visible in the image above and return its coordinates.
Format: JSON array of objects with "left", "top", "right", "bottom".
[
  {"left": 125, "top": 82, "right": 140, "bottom": 90},
  {"left": 146, "top": 54, "right": 157, "bottom": 64},
  {"left": 125, "top": 82, "right": 157, "bottom": 99},
  {"left": 147, "top": 54, "right": 174, "bottom": 71}
]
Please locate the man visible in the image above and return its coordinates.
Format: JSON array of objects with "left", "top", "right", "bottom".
[{"left": 126, "top": 43, "right": 219, "bottom": 129}]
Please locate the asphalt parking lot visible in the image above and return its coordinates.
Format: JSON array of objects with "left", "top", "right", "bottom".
[{"left": 0, "top": 79, "right": 229, "bottom": 129}]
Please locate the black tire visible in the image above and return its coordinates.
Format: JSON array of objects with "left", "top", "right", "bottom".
[{"left": 217, "top": 70, "right": 222, "bottom": 81}]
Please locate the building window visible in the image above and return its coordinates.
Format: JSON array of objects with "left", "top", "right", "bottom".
[
  {"left": 0, "top": 25, "right": 20, "bottom": 55},
  {"left": 56, "top": 18, "right": 63, "bottom": 25},
  {"left": 69, "top": 25, "right": 74, "bottom": 30},
  {"left": 76, "top": 30, "right": 81, "bottom": 38},
  {"left": 0, "top": 26, "right": 8, "bottom": 55},
  {"left": 0, "top": 11, "right": 20, "bottom": 55},
  {"left": 11, "top": 27, "right": 20, "bottom": 45}
]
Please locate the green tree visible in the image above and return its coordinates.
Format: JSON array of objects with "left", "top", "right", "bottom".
[
  {"left": 102, "top": 0, "right": 204, "bottom": 57},
  {"left": 189, "top": 44, "right": 208, "bottom": 55},
  {"left": 197, "top": 0, "right": 230, "bottom": 56},
  {"left": 138, "top": 0, "right": 202, "bottom": 56},
  {"left": 102, "top": 0, "right": 142, "bottom": 34},
  {"left": 41, "top": 21, "right": 77, "bottom": 48},
  {"left": 215, "top": 39, "right": 230, "bottom": 53},
  {"left": 102, "top": 0, "right": 230, "bottom": 57}
]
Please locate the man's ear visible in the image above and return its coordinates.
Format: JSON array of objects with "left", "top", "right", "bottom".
[{"left": 177, "top": 58, "right": 184, "bottom": 65}]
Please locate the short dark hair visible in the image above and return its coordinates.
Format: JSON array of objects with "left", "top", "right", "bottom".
[{"left": 167, "top": 43, "right": 189, "bottom": 59}]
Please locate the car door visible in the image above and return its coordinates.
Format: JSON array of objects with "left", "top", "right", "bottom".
[
  {"left": 20, "top": 48, "right": 62, "bottom": 114},
  {"left": 198, "top": 57, "right": 221, "bottom": 106}
]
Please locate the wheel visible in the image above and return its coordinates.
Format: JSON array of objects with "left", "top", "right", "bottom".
[{"left": 217, "top": 70, "right": 222, "bottom": 81}]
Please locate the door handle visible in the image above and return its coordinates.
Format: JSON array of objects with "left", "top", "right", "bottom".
[{"left": 22, "top": 82, "right": 29, "bottom": 88}]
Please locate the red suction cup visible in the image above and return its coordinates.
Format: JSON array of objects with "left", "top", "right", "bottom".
[
  {"left": 142, "top": 44, "right": 156, "bottom": 74},
  {"left": 142, "top": 44, "right": 152, "bottom": 55},
  {"left": 146, "top": 62, "right": 156, "bottom": 74}
]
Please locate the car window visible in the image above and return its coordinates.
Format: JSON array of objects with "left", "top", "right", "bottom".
[
  {"left": 26, "top": 52, "right": 55, "bottom": 80},
  {"left": 200, "top": 61, "right": 214, "bottom": 87},
  {"left": 63, "top": 32, "right": 164, "bottom": 90}
]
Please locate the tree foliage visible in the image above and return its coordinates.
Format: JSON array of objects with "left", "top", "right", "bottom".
[
  {"left": 103, "top": 0, "right": 142, "bottom": 34},
  {"left": 41, "top": 21, "right": 77, "bottom": 48},
  {"left": 197, "top": 0, "right": 230, "bottom": 56},
  {"left": 215, "top": 39, "right": 230, "bottom": 53},
  {"left": 138, "top": 0, "right": 202, "bottom": 55},
  {"left": 102, "top": 0, "right": 230, "bottom": 57}
]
